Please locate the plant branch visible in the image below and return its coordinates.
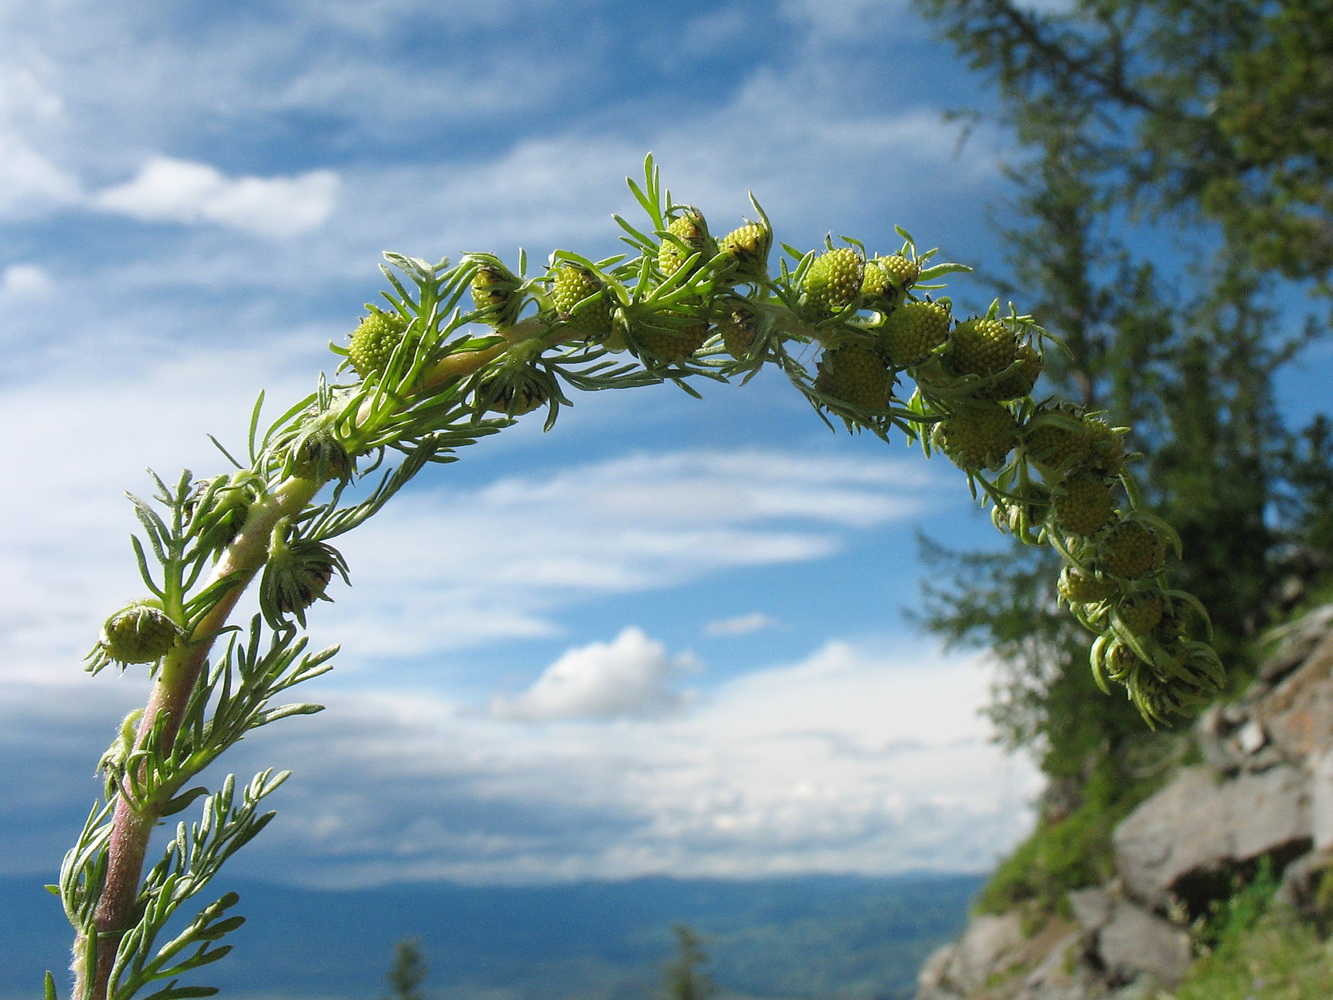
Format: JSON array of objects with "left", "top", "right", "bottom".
[{"left": 57, "top": 155, "right": 1226, "bottom": 1000}]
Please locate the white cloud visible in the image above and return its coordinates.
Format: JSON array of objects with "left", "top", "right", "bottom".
[
  {"left": 0, "top": 140, "right": 81, "bottom": 215},
  {"left": 411, "top": 135, "right": 654, "bottom": 251},
  {"left": 205, "top": 637, "right": 1040, "bottom": 887},
  {"left": 0, "top": 65, "right": 80, "bottom": 216},
  {"left": 0, "top": 64, "right": 65, "bottom": 122},
  {"left": 330, "top": 447, "right": 931, "bottom": 657},
  {"left": 0, "top": 635, "right": 1041, "bottom": 886},
  {"left": 0, "top": 326, "right": 938, "bottom": 686},
  {"left": 92, "top": 157, "right": 339, "bottom": 238},
  {"left": 0, "top": 293, "right": 942, "bottom": 687},
  {"left": 491, "top": 626, "right": 697, "bottom": 721},
  {"left": 0, "top": 336, "right": 321, "bottom": 683},
  {"left": 0, "top": 263, "right": 54, "bottom": 300},
  {"left": 777, "top": 0, "right": 914, "bottom": 41},
  {"left": 374, "top": 68, "right": 987, "bottom": 268},
  {"left": 0, "top": 1, "right": 1004, "bottom": 305},
  {"left": 706, "top": 612, "right": 778, "bottom": 637},
  {"left": 679, "top": 7, "right": 756, "bottom": 55}
]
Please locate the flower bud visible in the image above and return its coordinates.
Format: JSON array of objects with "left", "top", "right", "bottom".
[
  {"left": 99, "top": 601, "right": 180, "bottom": 665},
  {"left": 549, "top": 262, "right": 615, "bottom": 343},
  {"left": 261, "top": 534, "right": 348, "bottom": 627},
  {"left": 468, "top": 255, "right": 524, "bottom": 328},
  {"left": 348, "top": 309, "right": 411, "bottom": 380},
  {"left": 658, "top": 208, "right": 715, "bottom": 278},
  {"left": 289, "top": 431, "right": 351, "bottom": 482},
  {"left": 716, "top": 221, "right": 771, "bottom": 280},
  {"left": 802, "top": 247, "right": 864, "bottom": 314}
]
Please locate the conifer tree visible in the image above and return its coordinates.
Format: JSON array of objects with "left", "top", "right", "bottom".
[
  {"left": 914, "top": 0, "right": 1333, "bottom": 293},
  {"left": 385, "top": 939, "right": 429, "bottom": 1000},
  {"left": 913, "top": 0, "right": 1332, "bottom": 828},
  {"left": 660, "top": 925, "right": 717, "bottom": 1000}
]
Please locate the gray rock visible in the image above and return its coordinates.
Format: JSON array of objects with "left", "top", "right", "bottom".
[
  {"left": 1016, "top": 931, "right": 1093, "bottom": 1000},
  {"left": 1105, "top": 981, "right": 1159, "bottom": 1000},
  {"left": 943, "top": 911, "right": 1027, "bottom": 995},
  {"left": 1194, "top": 606, "right": 1333, "bottom": 777},
  {"left": 1113, "top": 764, "right": 1312, "bottom": 911},
  {"left": 912, "top": 612, "right": 1333, "bottom": 999},
  {"left": 1273, "top": 849, "right": 1324, "bottom": 913},
  {"left": 1221, "top": 702, "right": 1249, "bottom": 726},
  {"left": 1237, "top": 718, "right": 1267, "bottom": 755},
  {"left": 1259, "top": 605, "right": 1333, "bottom": 683},
  {"left": 1095, "top": 900, "right": 1193, "bottom": 987},
  {"left": 1195, "top": 703, "right": 1244, "bottom": 775},
  {"left": 1067, "top": 886, "right": 1114, "bottom": 934},
  {"left": 915, "top": 942, "right": 961, "bottom": 1000},
  {"left": 1243, "top": 743, "right": 1287, "bottom": 774},
  {"left": 1316, "top": 748, "right": 1333, "bottom": 852},
  {"left": 1255, "top": 628, "right": 1333, "bottom": 766}
]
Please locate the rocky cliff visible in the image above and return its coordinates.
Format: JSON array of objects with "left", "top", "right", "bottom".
[{"left": 916, "top": 605, "right": 1333, "bottom": 1000}]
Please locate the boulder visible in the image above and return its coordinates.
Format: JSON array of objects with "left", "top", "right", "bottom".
[
  {"left": 1316, "top": 747, "right": 1333, "bottom": 853},
  {"left": 916, "top": 911, "right": 1050, "bottom": 999},
  {"left": 1095, "top": 900, "right": 1192, "bottom": 987},
  {"left": 1067, "top": 886, "right": 1113, "bottom": 935},
  {"left": 1258, "top": 605, "right": 1333, "bottom": 684},
  {"left": 1254, "top": 628, "right": 1333, "bottom": 765},
  {"left": 1113, "top": 764, "right": 1311, "bottom": 912},
  {"left": 942, "top": 911, "right": 1027, "bottom": 995},
  {"left": 1273, "top": 848, "right": 1327, "bottom": 914},
  {"left": 1015, "top": 929, "right": 1092, "bottom": 1000},
  {"left": 916, "top": 942, "right": 963, "bottom": 1000},
  {"left": 1193, "top": 607, "right": 1333, "bottom": 776},
  {"left": 1195, "top": 703, "right": 1246, "bottom": 775}
]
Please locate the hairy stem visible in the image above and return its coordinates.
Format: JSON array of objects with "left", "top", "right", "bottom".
[
  {"left": 73, "top": 336, "right": 512, "bottom": 1000},
  {"left": 77, "top": 476, "right": 319, "bottom": 1000}
]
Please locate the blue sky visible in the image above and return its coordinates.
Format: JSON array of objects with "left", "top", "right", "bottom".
[{"left": 0, "top": 0, "right": 1067, "bottom": 892}]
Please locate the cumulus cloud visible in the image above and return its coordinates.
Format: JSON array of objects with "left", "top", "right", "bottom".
[
  {"left": 0, "top": 264, "right": 54, "bottom": 300},
  {"left": 205, "top": 638, "right": 1040, "bottom": 887},
  {"left": 0, "top": 627, "right": 1039, "bottom": 888},
  {"left": 92, "top": 157, "right": 339, "bottom": 238},
  {"left": 491, "top": 627, "right": 697, "bottom": 721},
  {"left": 706, "top": 612, "right": 778, "bottom": 637}
]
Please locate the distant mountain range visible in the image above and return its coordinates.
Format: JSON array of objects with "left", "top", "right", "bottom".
[{"left": 3, "top": 871, "right": 983, "bottom": 1000}]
